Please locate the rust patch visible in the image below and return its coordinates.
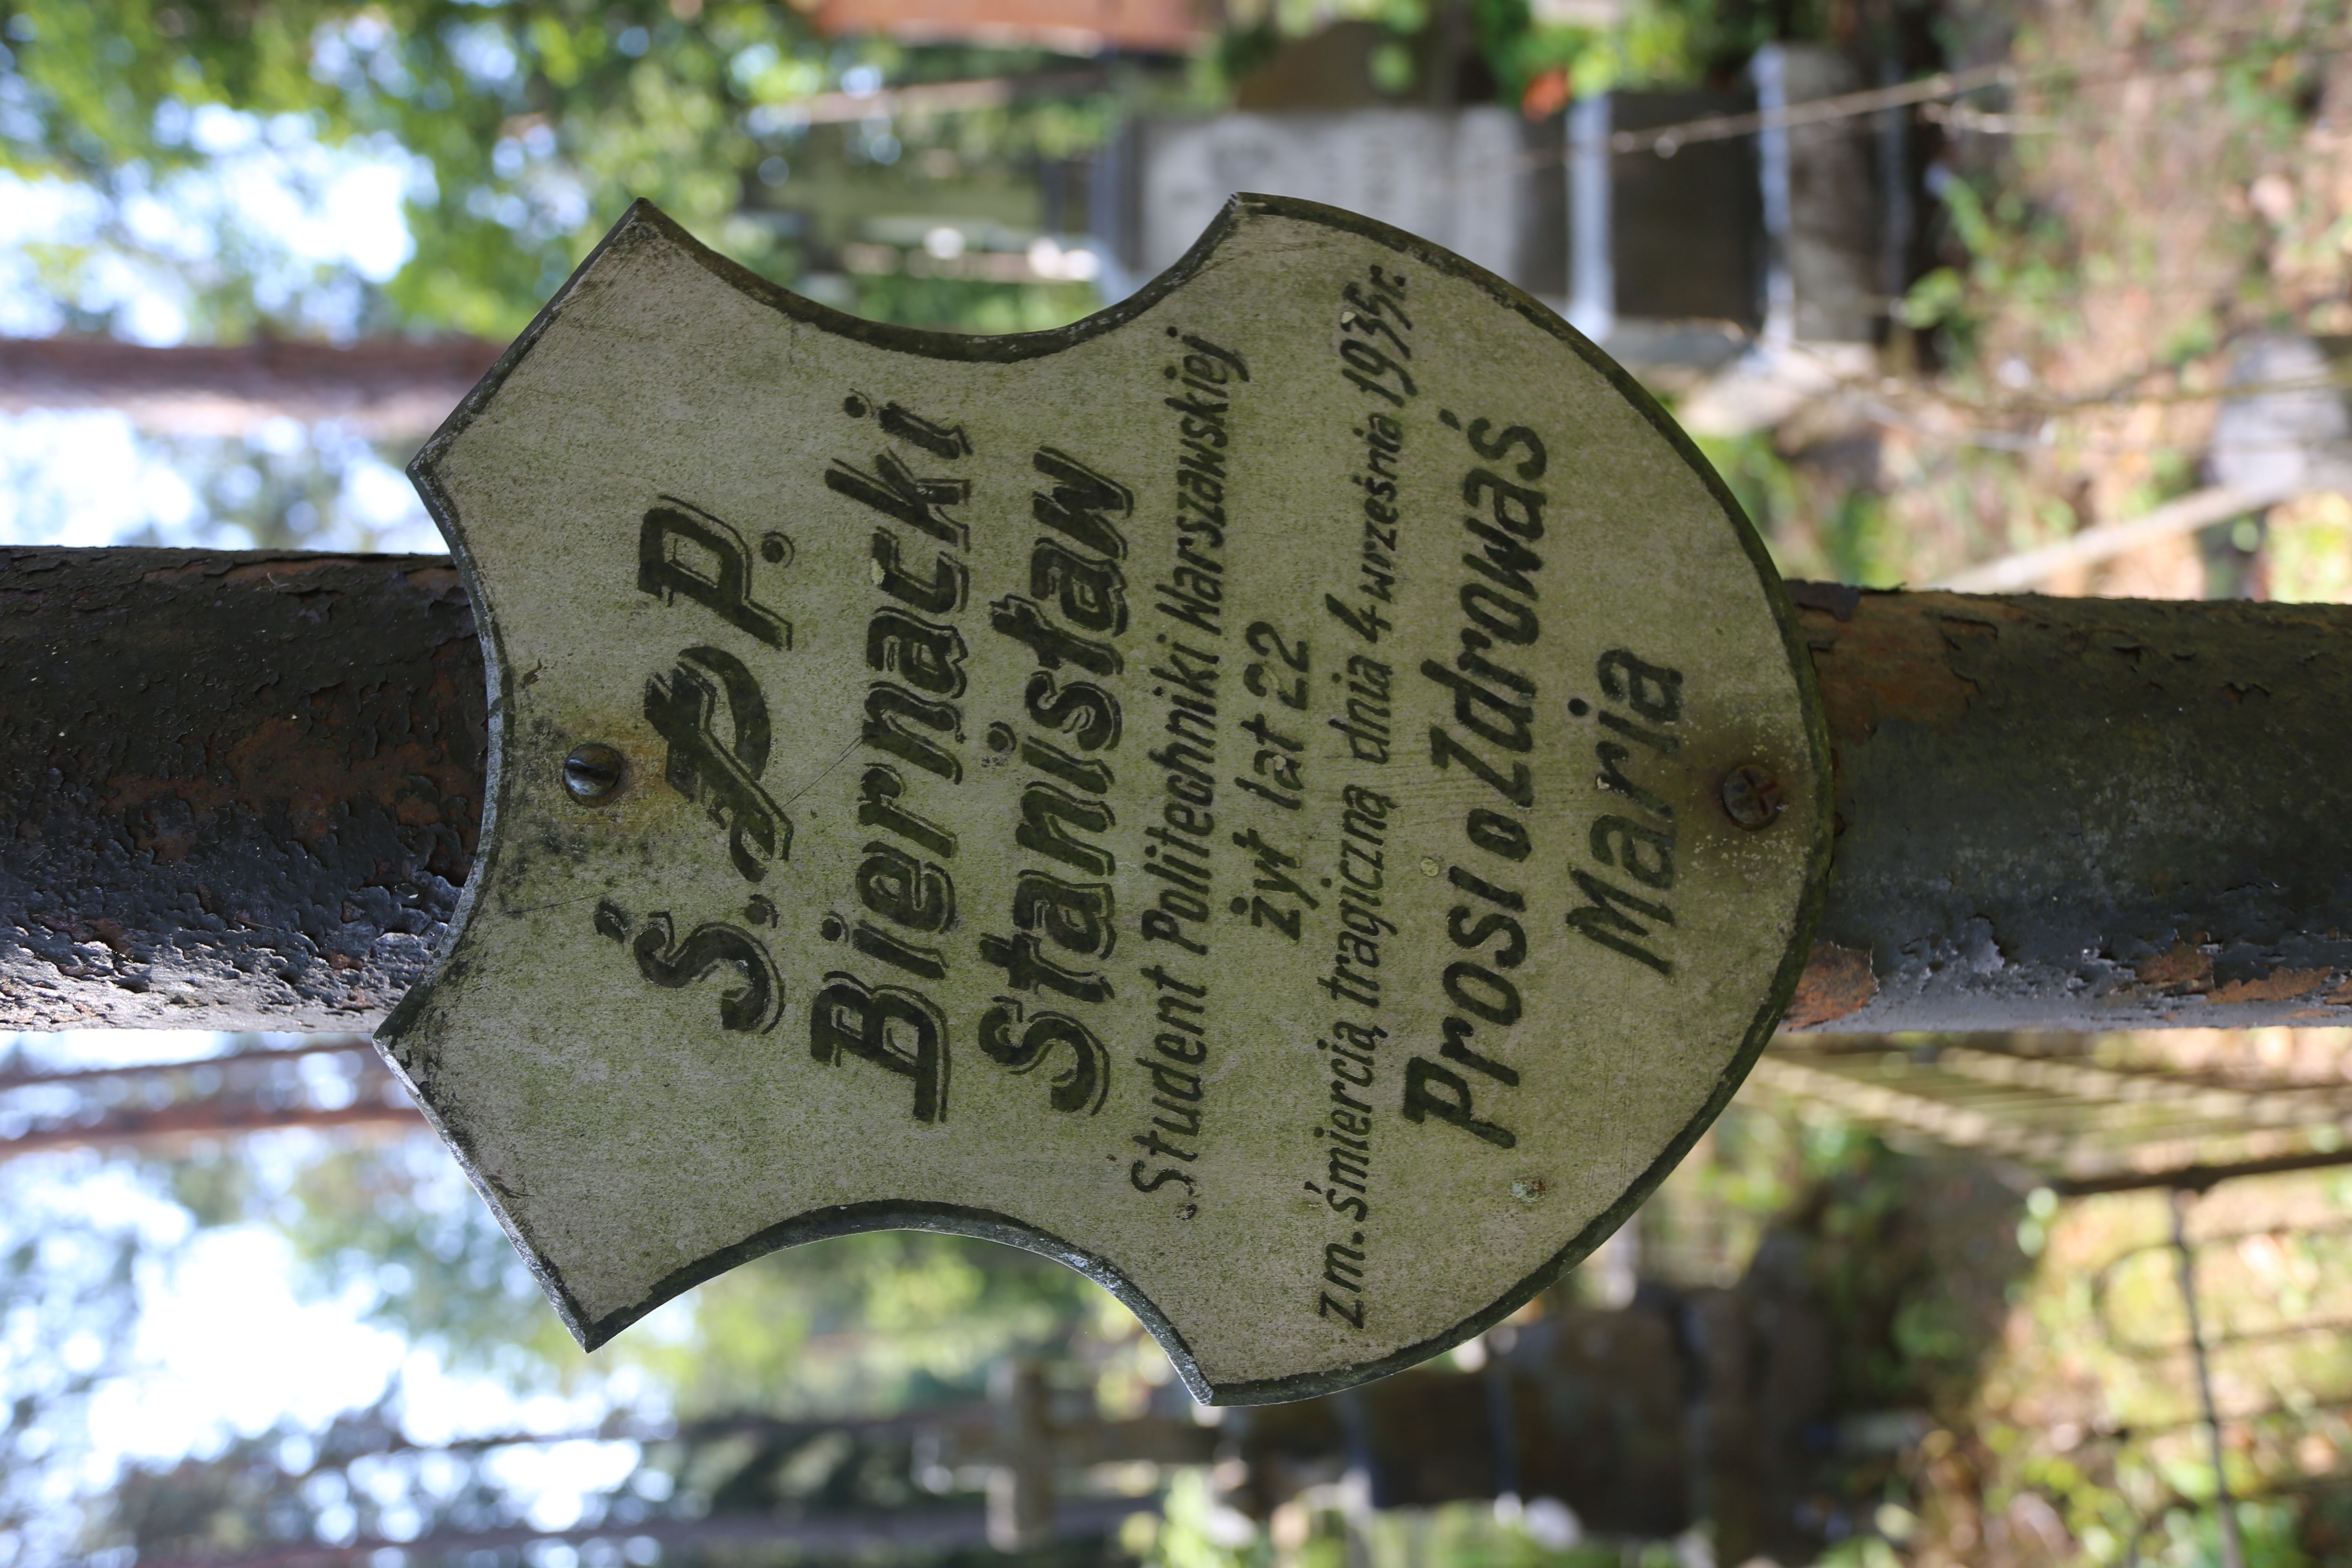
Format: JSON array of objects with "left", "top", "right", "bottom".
[
  {"left": 1799, "top": 591, "right": 1998, "bottom": 748},
  {"left": 403, "top": 566, "right": 468, "bottom": 598},
  {"left": 1782, "top": 940, "right": 1877, "bottom": 1029},
  {"left": 2209, "top": 967, "right": 2332, "bottom": 1005},
  {"left": 2136, "top": 942, "right": 2214, "bottom": 991},
  {"left": 97, "top": 659, "right": 483, "bottom": 855}
]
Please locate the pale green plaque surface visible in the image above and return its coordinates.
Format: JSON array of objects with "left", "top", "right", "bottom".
[{"left": 385, "top": 195, "right": 1830, "bottom": 1404}]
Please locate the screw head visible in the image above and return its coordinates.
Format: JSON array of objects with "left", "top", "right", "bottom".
[
  {"left": 1721, "top": 764, "right": 1783, "bottom": 830},
  {"left": 562, "top": 743, "right": 626, "bottom": 804}
]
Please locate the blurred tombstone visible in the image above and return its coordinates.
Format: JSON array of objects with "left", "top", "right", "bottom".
[
  {"left": 1753, "top": 44, "right": 1880, "bottom": 349},
  {"left": 1101, "top": 41, "right": 1889, "bottom": 407},
  {"left": 1674, "top": 43, "right": 1890, "bottom": 434},
  {"left": 1560, "top": 89, "right": 1762, "bottom": 380},
  {"left": 2210, "top": 335, "right": 2352, "bottom": 498},
  {"left": 1096, "top": 109, "right": 1553, "bottom": 303},
  {"left": 2206, "top": 334, "right": 2352, "bottom": 598}
]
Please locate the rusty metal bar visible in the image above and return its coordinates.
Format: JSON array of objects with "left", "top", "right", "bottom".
[
  {"left": 0, "top": 548, "right": 483, "bottom": 1029},
  {"left": 1791, "top": 581, "right": 2352, "bottom": 1032},
  {"left": 7, "top": 549, "right": 2352, "bottom": 1033}
]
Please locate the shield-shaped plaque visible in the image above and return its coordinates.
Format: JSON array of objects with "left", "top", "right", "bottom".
[{"left": 386, "top": 194, "right": 1830, "bottom": 1404}]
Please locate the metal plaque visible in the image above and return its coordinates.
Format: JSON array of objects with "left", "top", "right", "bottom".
[{"left": 388, "top": 195, "right": 1830, "bottom": 1404}]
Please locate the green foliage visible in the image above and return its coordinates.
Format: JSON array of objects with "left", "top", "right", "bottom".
[
  {"left": 285, "top": 1132, "right": 1103, "bottom": 1415},
  {"left": 287, "top": 1136, "right": 579, "bottom": 1384},
  {"left": 619, "top": 1230, "right": 1100, "bottom": 1417},
  {"left": 1474, "top": 0, "right": 1843, "bottom": 106},
  {"left": 1130, "top": 1476, "right": 1631, "bottom": 1568},
  {"left": 848, "top": 272, "right": 1102, "bottom": 334},
  {"left": 0, "top": 0, "right": 1128, "bottom": 338}
]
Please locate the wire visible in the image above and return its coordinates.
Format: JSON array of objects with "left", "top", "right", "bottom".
[{"left": 1499, "top": 19, "right": 2348, "bottom": 168}]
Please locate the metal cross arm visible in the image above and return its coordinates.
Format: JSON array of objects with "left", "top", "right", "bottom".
[
  {"left": 3, "top": 550, "right": 2344, "bottom": 1036},
  {"left": 10, "top": 197, "right": 2352, "bottom": 1403}
]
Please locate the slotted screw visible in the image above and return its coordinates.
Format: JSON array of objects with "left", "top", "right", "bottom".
[
  {"left": 563, "top": 743, "right": 626, "bottom": 804},
  {"left": 1721, "top": 764, "right": 1782, "bottom": 830}
]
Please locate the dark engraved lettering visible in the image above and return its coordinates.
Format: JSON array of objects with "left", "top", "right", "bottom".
[
  {"left": 1597, "top": 648, "right": 1685, "bottom": 723},
  {"left": 1466, "top": 418, "right": 1547, "bottom": 479},
  {"left": 858, "top": 764, "right": 956, "bottom": 858},
  {"left": 1421, "top": 662, "right": 1535, "bottom": 753},
  {"left": 1466, "top": 807, "right": 1530, "bottom": 862},
  {"left": 1402, "top": 1056, "right": 1515, "bottom": 1147},
  {"left": 866, "top": 608, "right": 969, "bottom": 698},
  {"left": 1566, "top": 869, "right": 1676, "bottom": 975},
  {"left": 1238, "top": 895, "right": 1301, "bottom": 940},
  {"left": 991, "top": 595, "right": 1121, "bottom": 676},
  {"left": 1131, "top": 1161, "right": 1197, "bottom": 1194},
  {"left": 1597, "top": 739, "right": 1673, "bottom": 819},
  {"left": 1461, "top": 582, "right": 1539, "bottom": 646},
  {"left": 1020, "top": 731, "right": 1113, "bottom": 795},
  {"left": 1443, "top": 961, "right": 1521, "bottom": 1026},
  {"left": 1428, "top": 725, "right": 1533, "bottom": 808},
  {"left": 870, "top": 530, "right": 967, "bottom": 614},
  {"left": 644, "top": 645, "right": 790, "bottom": 881},
  {"left": 1013, "top": 870, "right": 1117, "bottom": 958},
  {"left": 1324, "top": 592, "right": 1394, "bottom": 644},
  {"left": 1341, "top": 287, "right": 1411, "bottom": 357},
  {"left": 825, "top": 452, "right": 969, "bottom": 546},
  {"left": 1446, "top": 906, "right": 1528, "bottom": 969},
  {"left": 852, "top": 920, "right": 945, "bottom": 981},
  {"left": 1463, "top": 469, "right": 1546, "bottom": 540},
  {"left": 810, "top": 973, "right": 949, "bottom": 1123},
  {"left": 1591, "top": 813, "right": 1677, "bottom": 889},
  {"left": 1031, "top": 539, "right": 1129, "bottom": 635},
  {"left": 856, "top": 840, "right": 954, "bottom": 933},
  {"left": 1344, "top": 278, "right": 1411, "bottom": 331},
  {"left": 630, "top": 912, "right": 783, "bottom": 1033},
  {"left": 1245, "top": 620, "right": 1310, "bottom": 701},
  {"left": 1455, "top": 630, "right": 1535, "bottom": 697},
  {"left": 876, "top": 400, "right": 971, "bottom": 459},
  {"left": 1017, "top": 781, "right": 1116, "bottom": 877},
  {"left": 1031, "top": 446, "right": 1134, "bottom": 559},
  {"left": 980, "top": 932, "right": 1113, "bottom": 1004},
  {"left": 1025, "top": 671, "right": 1122, "bottom": 751},
  {"left": 1319, "top": 1290, "right": 1367, "bottom": 1327},
  {"left": 1441, "top": 1015, "right": 1518, "bottom": 1085},
  {"left": 1322, "top": 1240, "right": 1368, "bottom": 1292},
  {"left": 979, "top": 998, "right": 1110, "bottom": 1115},
  {"left": 1340, "top": 337, "right": 1415, "bottom": 402},
  {"left": 1599, "top": 707, "right": 1680, "bottom": 755},
  {"left": 1447, "top": 864, "right": 1525, "bottom": 912},
  {"left": 864, "top": 683, "right": 962, "bottom": 782},
  {"left": 1461, "top": 518, "right": 1543, "bottom": 600},
  {"left": 637, "top": 499, "right": 791, "bottom": 649}
]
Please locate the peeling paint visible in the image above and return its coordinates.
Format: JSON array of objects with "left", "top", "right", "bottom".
[
  {"left": 2207, "top": 967, "right": 2331, "bottom": 1005},
  {"left": 1794, "top": 586, "right": 1986, "bottom": 747},
  {"left": 1792, "top": 586, "right": 2352, "bottom": 1031},
  {"left": 1782, "top": 941, "right": 1877, "bottom": 1029},
  {"left": 2136, "top": 941, "right": 2214, "bottom": 991}
]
